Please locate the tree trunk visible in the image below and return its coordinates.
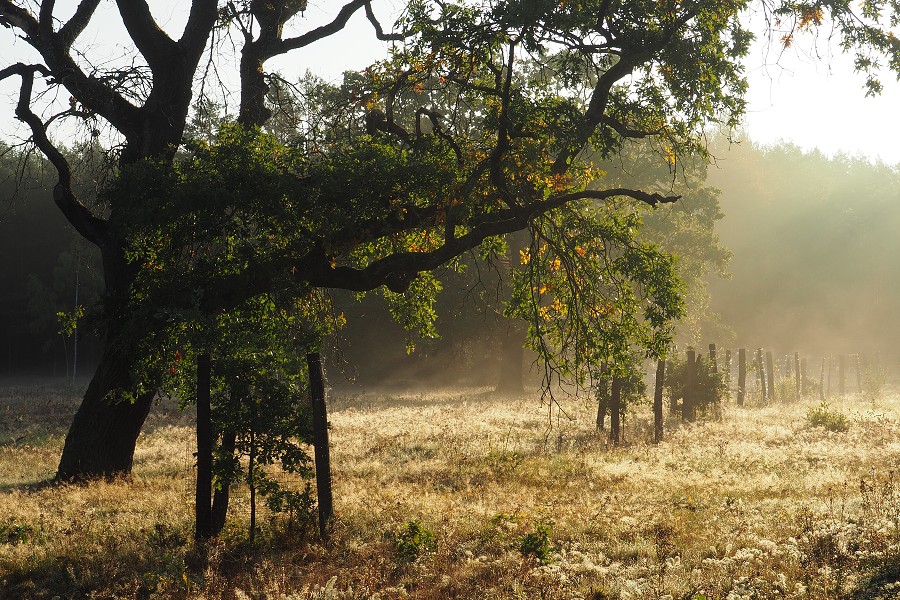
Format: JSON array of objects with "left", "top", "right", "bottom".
[
  {"left": 211, "top": 429, "right": 236, "bottom": 536},
  {"left": 653, "top": 360, "right": 664, "bottom": 444},
  {"left": 308, "top": 353, "right": 334, "bottom": 540},
  {"left": 195, "top": 352, "right": 212, "bottom": 542},
  {"left": 609, "top": 377, "right": 622, "bottom": 446},
  {"left": 56, "top": 331, "right": 154, "bottom": 481}
]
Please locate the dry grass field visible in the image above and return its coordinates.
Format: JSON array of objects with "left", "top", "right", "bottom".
[{"left": 2, "top": 381, "right": 900, "bottom": 599}]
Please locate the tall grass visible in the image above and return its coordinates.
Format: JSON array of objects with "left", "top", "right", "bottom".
[{"left": 2, "top": 383, "right": 900, "bottom": 598}]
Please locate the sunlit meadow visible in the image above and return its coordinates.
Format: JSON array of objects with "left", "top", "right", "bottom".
[{"left": 2, "top": 380, "right": 900, "bottom": 599}]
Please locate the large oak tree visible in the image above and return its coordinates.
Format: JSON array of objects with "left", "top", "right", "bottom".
[{"left": 0, "top": 0, "right": 896, "bottom": 481}]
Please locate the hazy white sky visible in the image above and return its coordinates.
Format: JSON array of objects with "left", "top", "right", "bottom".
[{"left": 1, "top": 1, "right": 898, "bottom": 165}]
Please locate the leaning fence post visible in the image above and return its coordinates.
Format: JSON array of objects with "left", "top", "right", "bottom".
[
  {"left": 307, "top": 352, "right": 334, "bottom": 540},
  {"left": 654, "top": 360, "right": 665, "bottom": 444}
]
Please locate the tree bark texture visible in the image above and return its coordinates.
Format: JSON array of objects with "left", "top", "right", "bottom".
[{"left": 56, "top": 329, "right": 154, "bottom": 480}]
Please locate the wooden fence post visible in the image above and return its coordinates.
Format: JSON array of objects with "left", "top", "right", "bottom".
[
  {"left": 709, "top": 344, "right": 718, "bottom": 374},
  {"left": 654, "top": 360, "right": 665, "bottom": 444},
  {"left": 765, "top": 351, "right": 776, "bottom": 402},
  {"left": 684, "top": 349, "right": 697, "bottom": 422},
  {"left": 737, "top": 348, "right": 746, "bottom": 407},
  {"left": 307, "top": 353, "right": 334, "bottom": 540},
  {"left": 196, "top": 351, "right": 212, "bottom": 542},
  {"left": 610, "top": 377, "right": 622, "bottom": 446}
]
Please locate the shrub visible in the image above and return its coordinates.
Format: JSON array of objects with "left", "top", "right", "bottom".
[
  {"left": 394, "top": 520, "right": 436, "bottom": 562},
  {"left": 805, "top": 402, "right": 849, "bottom": 432},
  {"left": 665, "top": 352, "right": 727, "bottom": 418},
  {"left": 0, "top": 520, "right": 33, "bottom": 545},
  {"left": 519, "top": 521, "right": 553, "bottom": 563}
]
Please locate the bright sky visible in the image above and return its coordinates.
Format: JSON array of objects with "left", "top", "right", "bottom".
[{"left": 1, "top": 1, "right": 898, "bottom": 165}]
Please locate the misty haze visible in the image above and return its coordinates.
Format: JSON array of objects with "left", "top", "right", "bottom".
[{"left": 1, "top": 1, "right": 900, "bottom": 599}]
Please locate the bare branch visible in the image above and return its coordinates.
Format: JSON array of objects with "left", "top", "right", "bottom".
[
  {"left": 1, "top": 63, "right": 108, "bottom": 246},
  {"left": 277, "top": 0, "right": 368, "bottom": 54},
  {"left": 364, "top": 1, "right": 403, "bottom": 41}
]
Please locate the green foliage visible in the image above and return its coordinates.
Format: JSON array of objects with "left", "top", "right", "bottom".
[
  {"left": 0, "top": 520, "right": 33, "bottom": 546},
  {"left": 665, "top": 352, "right": 727, "bottom": 418},
  {"left": 805, "top": 402, "right": 850, "bottom": 432},
  {"left": 394, "top": 520, "right": 437, "bottom": 562},
  {"left": 594, "top": 353, "right": 649, "bottom": 420},
  {"left": 519, "top": 521, "right": 553, "bottom": 563}
]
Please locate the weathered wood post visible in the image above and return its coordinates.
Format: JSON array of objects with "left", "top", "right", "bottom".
[
  {"left": 196, "top": 351, "right": 212, "bottom": 542},
  {"left": 794, "top": 352, "right": 801, "bottom": 397},
  {"left": 654, "top": 359, "right": 665, "bottom": 444},
  {"left": 765, "top": 351, "right": 776, "bottom": 402},
  {"left": 839, "top": 354, "right": 846, "bottom": 397},
  {"left": 737, "top": 348, "right": 746, "bottom": 407},
  {"left": 800, "top": 357, "right": 808, "bottom": 397},
  {"left": 610, "top": 377, "right": 622, "bottom": 446},
  {"left": 307, "top": 352, "right": 334, "bottom": 539},
  {"left": 596, "top": 361, "right": 609, "bottom": 431},
  {"left": 709, "top": 344, "right": 718, "bottom": 374},
  {"left": 684, "top": 349, "right": 697, "bottom": 422}
]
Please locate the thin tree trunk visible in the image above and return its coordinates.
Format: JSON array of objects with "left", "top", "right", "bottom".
[
  {"left": 308, "top": 353, "right": 334, "bottom": 539},
  {"left": 653, "top": 360, "right": 664, "bottom": 444},
  {"left": 195, "top": 352, "right": 212, "bottom": 542},
  {"left": 609, "top": 377, "right": 622, "bottom": 446},
  {"left": 211, "top": 428, "right": 236, "bottom": 536}
]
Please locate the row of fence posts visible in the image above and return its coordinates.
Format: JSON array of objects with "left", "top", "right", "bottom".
[{"left": 599, "top": 344, "right": 876, "bottom": 447}]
